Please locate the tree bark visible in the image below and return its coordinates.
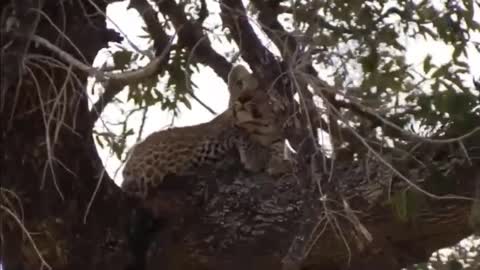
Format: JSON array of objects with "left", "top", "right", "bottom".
[{"left": 1, "top": 1, "right": 129, "bottom": 269}]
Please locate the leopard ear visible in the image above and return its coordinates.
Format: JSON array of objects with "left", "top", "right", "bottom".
[{"left": 227, "top": 65, "right": 258, "bottom": 106}]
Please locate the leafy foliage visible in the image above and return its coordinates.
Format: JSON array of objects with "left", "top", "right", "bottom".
[
  {"left": 293, "top": 0, "right": 480, "bottom": 137},
  {"left": 98, "top": 0, "right": 480, "bottom": 147}
]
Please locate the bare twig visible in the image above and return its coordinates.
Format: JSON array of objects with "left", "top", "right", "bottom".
[
  {"left": 30, "top": 35, "right": 102, "bottom": 78},
  {"left": 316, "top": 83, "right": 473, "bottom": 201},
  {"left": 87, "top": 0, "right": 153, "bottom": 59},
  {"left": 306, "top": 73, "right": 480, "bottom": 144},
  {"left": 30, "top": 34, "right": 169, "bottom": 86},
  {"left": 24, "top": 64, "right": 65, "bottom": 200},
  {"left": 0, "top": 188, "right": 25, "bottom": 225},
  {"left": 136, "top": 106, "right": 149, "bottom": 142},
  {"left": 185, "top": 34, "right": 218, "bottom": 115},
  {"left": 83, "top": 163, "right": 108, "bottom": 224},
  {"left": 190, "top": 92, "right": 217, "bottom": 114},
  {"left": 0, "top": 0, "right": 44, "bottom": 112},
  {"left": 33, "top": 7, "right": 89, "bottom": 64},
  {"left": 89, "top": 33, "right": 175, "bottom": 126},
  {"left": 1, "top": 204, "right": 52, "bottom": 270}
]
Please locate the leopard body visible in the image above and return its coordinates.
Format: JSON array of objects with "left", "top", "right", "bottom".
[{"left": 121, "top": 65, "right": 286, "bottom": 198}]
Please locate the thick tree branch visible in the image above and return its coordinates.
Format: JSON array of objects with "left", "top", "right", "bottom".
[
  {"left": 141, "top": 140, "right": 479, "bottom": 270},
  {"left": 154, "top": 0, "right": 232, "bottom": 82},
  {"left": 218, "top": 0, "right": 315, "bottom": 167},
  {"left": 248, "top": 1, "right": 357, "bottom": 163},
  {"left": 250, "top": 0, "right": 298, "bottom": 62},
  {"left": 219, "top": 0, "right": 283, "bottom": 83},
  {"left": 250, "top": 0, "right": 324, "bottom": 145},
  {"left": 197, "top": 0, "right": 208, "bottom": 25}
]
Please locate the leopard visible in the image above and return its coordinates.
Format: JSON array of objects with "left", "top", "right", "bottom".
[
  {"left": 121, "top": 64, "right": 287, "bottom": 198},
  {"left": 226, "top": 65, "right": 296, "bottom": 176}
]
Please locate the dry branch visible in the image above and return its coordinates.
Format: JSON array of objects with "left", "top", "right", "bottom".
[
  {"left": 0, "top": 0, "right": 44, "bottom": 99},
  {"left": 89, "top": 0, "right": 176, "bottom": 126},
  {"left": 14, "top": 33, "right": 170, "bottom": 127}
]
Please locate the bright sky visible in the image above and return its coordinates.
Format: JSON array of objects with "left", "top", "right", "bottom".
[{"left": 90, "top": 0, "right": 480, "bottom": 186}]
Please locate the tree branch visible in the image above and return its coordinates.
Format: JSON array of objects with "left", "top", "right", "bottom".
[
  {"left": 89, "top": 0, "right": 174, "bottom": 127},
  {"left": 142, "top": 140, "right": 479, "bottom": 270},
  {"left": 128, "top": 0, "right": 171, "bottom": 57},
  {"left": 219, "top": 0, "right": 283, "bottom": 83},
  {"left": 250, "top": 0, "right": 298, "bottom": 61},
  {"left": 250, "top": 0, "right": 324, "bottom": 141},
  {"left": 0, "top": 0, "right": 44, "bottom": 102},
  {"left": 4, "top": 33, "right": 169, "bottom": 130},
  {"left": 197, "top": 0, "right": 208, "bottom": 25},
  {"left": 154, "top": 0, "right": 232, "bottom": 82},
  {"left": 218, "top": 0, "right": 314, "bottom": 165}
]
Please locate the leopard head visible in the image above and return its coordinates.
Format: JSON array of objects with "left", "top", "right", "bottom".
[
  {"left": 228, "top": 65, "right": 286, "bottom": 146},
  {"left": 227, "top": 65, "right": 259, "bottom": 107}
]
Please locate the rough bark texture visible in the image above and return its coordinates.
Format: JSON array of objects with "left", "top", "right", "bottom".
[
  {"left": 1, "top": 1, "right": 479, "bottom": 270},
  {"left": 1, "top": 1, "right": 130, "bottom": 269}
]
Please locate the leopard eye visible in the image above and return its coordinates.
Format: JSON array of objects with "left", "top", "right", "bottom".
[{"left": 251, "top": 107, "right": 261, "bottom": 118}]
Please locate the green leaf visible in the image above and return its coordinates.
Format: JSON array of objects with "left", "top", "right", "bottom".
[
  {"left": 94, "top": 135, "right": 104, "bottom": 149},
  {"left": 112, "top": 50, "right": 133, "bottom": 70},
  {"left": 452, "top": 45, "right": 463, "bottom": 60},
  {"left": 431, "top": 64, "right": 450, "bottom": 78},
  {"left": 360, "top": 49, "right": 379, "bottom": 73},
  {"left": 414, "top": 262, "right": 429, "bottom": 270},
  {"left": 462, "top": 0, "right": 475, "bottom": 28},
  {"left": 143, "top": 88, "right": 156, "bottom": 106},
  {"left": 185, "top": 98, "right": 192, "bottom": 110},
  {"left": 418, "top": 24, "right": 439, "bottom": 39},
  {"left": 423, "top": 55, "right": 433, "bottom": 73},
  {"left": 447, "top": 260, "right": 463, "bottom": 270}
]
